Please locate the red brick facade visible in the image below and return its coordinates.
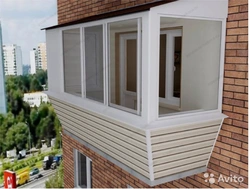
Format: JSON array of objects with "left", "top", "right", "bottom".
[
  {"left": 57, "top": 0, "right": 161, "bottom": 24},
  {"left": 59, "top": 0, "right": 248, "bottom": 188}
]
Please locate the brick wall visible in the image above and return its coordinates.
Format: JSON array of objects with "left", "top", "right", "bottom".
[
  {"left": 62, "top": 127, "right": 247, "bottom": 188},
  {"left": 57, "top": 0, "right": 160, "bottom": 24},
  {"left": 60, "top": 0, "right": 248, "bottom": 188}
]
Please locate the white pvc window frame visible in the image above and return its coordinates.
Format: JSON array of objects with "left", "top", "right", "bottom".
[
  {"left": 155, "top": 14, "right": 226, "bottom": 120},
  {"left": 159, "top": 29, "right": 182, "bottom": 108},
  {"left": 83, "top": 25, "right": 105, "bottom": 103},
  {"left": 75, "top": 150, "right": 92, "bottom": 188},
  {"left": 61, "top": 27, "right": 82, "bottom": 97},
  {"left": 107, "top": 18, "right": 142, "bottom": 115},
  {"left": 56, "top": 9, "right": 226, "bottom": 127},
  {"left": 60, "top": 15, "right": 142, "bottom": 116}
]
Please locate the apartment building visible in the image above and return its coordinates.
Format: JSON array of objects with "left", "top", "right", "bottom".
[
  {"left": 44, "top": 0, "right": 248, "bottom": 188},
  {"left": 30, "top": 43, "right": 47, "bottom": 74},
  {"left": 23, "top": 92, "right": 48, "bottom": 107},
  {"left": 0, "top": 22, "right": 6, "bottom": 114},
  {"left": 37, "top": 43, "right": 47, "bottom": 70},
  {"left": 30, "top": 48, "right": 38, "bottom": 74},
  {"left": 3, "top": 44, "right": 23, "bottom": 76}
]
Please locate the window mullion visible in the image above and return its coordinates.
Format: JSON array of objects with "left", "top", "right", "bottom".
[
  {"left": 136, "top": 18, "right": 142, "bottom": 115},
  {"left": 81, "top": 28, "right": 86, "bottom": 98},
  {"left": 103, "top": 23, "right": 108, "bottom": 106},
  {"left": 107, "top": 23, "right": 111, "bottom": 107},
  {"left": 86, "top": 157, "right": 91, "bottom": 188}
]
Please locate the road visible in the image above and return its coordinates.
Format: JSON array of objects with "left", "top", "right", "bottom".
[
  {"left": 0, "top": 170, "right": 56, "bottom": 189},
  {"left": 20, "top": 175, "right": 47, "bottom": 188},
  {"left": 19, "top": 170, "right": 56, "bottom": 189}
]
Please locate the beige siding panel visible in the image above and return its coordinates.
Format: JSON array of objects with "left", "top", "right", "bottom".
[
  {"left": 153, "top": 139, "right": 214, "bottom": 158},
  {"left": 151, "top": 120, "right": 221, "bottom": 136},
  {"left": 60, "top": 120, "right": 149, "bottom": 172},
  {"left": 51, "top": 100, "right": 146, "bottom": 142},
  {"left": 62, "top": 124, "right": 150, "bottom": 178},
  {"left": 150, "top": 119, "right": 222, "bottom": 180},
  {"left": 151, "top": 125, "right": 220, "bottom": 144},
  {"left": 153, "top": 146, "right": 212, "bottom": 165},
  {"left": 50, "top": 97, "right": 145, "bottom": 135},
  {"left": 53, "top": 105, "right": 147, "bottom": 151},
  {"left": 50, "top": 98, "right": 149, "bottom": 178},
  {"left": 152, "top": 132, "right": 217, "bottom": 151},
  {"left": 154, "top": 160, "right": 207, "bottom": 179},
  {"left": 57, "top": 113, "right": 148, "bottom": 161},
  {"left": 154, "top": 154, "right": 208, "bottom": 172}
]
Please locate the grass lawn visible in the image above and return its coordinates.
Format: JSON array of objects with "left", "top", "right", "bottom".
[
  {"left": 35, "top": 161, "right": 43, "bottom": 169},
  {"left": 16, "top": 160, "right": 43, "bottom": 175}
]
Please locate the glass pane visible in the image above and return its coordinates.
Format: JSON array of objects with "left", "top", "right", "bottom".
[
  {"left": 159, "top": 34, "right": 166, "bottom": 98},
  {"left": 159, "top": 17, "right": 222, "bottom": 116},
  {"left": 126, "top": 39, "right": 137, "bottom": 92},
  {"left": 90, "top": 161, "right": 92, "bottom": 188},
  {"left": 85, "top": 25, "right": 104, "bottom": 102},
  {"left": 78, "top": 153, "right": 87, "bottom": 188},
  {"left": 108, "top": 19, "right": 140, "bottom": 113},
  {"left": 63, "top": 28, "right": 81, "bottom": 96},
  {"left": 173, "top": 36, "right": 182, "bottom": 98}
]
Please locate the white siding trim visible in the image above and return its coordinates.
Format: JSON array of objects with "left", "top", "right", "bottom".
[
  {"left": 217, "top": 18, "right": 227, "bottom": 111},
  {"left": 206, "top": 118, "right": 225, "bottom": 167},
  {"left": 146, "top": 130, "right": 154, "bottom": 181}
]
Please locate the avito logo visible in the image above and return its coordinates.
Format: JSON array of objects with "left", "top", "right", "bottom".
[{"left": 204, "top": 173, "right": 244, "bottom": 184}]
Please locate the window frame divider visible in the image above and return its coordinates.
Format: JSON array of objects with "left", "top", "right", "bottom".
[
  {"left": 81, "top": 27, "right": 86, "bottom": 98},
  {"left": 137, "top": 18, "right": 142, "bottom": 115},
  {"left": 104, "top": 23, "right": 109, "bottom": 106}
]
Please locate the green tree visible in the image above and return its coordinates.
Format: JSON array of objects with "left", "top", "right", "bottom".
[
  {"left": 0, "top": 70, "right": 62, "bottom": 156},
  {"left": 8, "top": 90, "right": 24, "bottom": 117},
  {"left": 35, "top": 69, "right": 47, "bottom": 85},
  {"left": 5, "top": 123, "right": 29, "bottom": 151},
  {"left": 30, "top": 78, "right": 43, "bottom": 92},
  {"left": 45, "top": 161, "right": 64, "bottom": 188}
]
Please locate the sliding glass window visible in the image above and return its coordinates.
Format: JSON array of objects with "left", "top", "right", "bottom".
[
  {"left": 84, "top": 25, "right": 104, "bottom": 102},
  {"left": 63, "top": 28, "right": 81, "bottom": 96},
  {"left": 108, "top": 19, "right": 141, "bottom": 114},
  {"left": 158, "top": 17, "right": 221, "bottom": 116}
]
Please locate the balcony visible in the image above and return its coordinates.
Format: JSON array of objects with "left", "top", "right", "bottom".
[{"left": 45, "top": 0, "right": 228, "bottom": 186}]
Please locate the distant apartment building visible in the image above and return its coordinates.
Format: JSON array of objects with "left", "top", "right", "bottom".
[
  {"left": 29, "top": 43, "right": 47, "bottom": 74},
  {"left": 30, "top": 48, "right": 37, "bottom": 74},
  {"left": 23, "top": 64, "right": 30, "bottom": 75},
  {"left": 0, "top": 22, "right": 6, "bottom": 114},
  {"left": 3, "top": 44, "right": 23, "bottom": 76},
  {"left": 37, "top": 43, "right": 47, "bottom": 70},
  {"left": 23, "top": 92, "right": 48, "bottom": 107}
]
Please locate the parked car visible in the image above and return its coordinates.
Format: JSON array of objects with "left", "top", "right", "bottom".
[
  {"left": 35, "top": 174, "right": 43, "bottom": 179},
  {"left": 29, "top": 168, "right": 39, "bottom": 176}
]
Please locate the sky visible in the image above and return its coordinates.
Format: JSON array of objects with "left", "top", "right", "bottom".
[{"left": 0, "top": 0, "right": 58, "bottom": 65}]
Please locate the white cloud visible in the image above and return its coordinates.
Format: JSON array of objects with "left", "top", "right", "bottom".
[
  {"left": 0, "top": 0, "right": 55, "bottom": 12},
  {"left": 0, "top": 0, "right": 57, "bottom": 65}
]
